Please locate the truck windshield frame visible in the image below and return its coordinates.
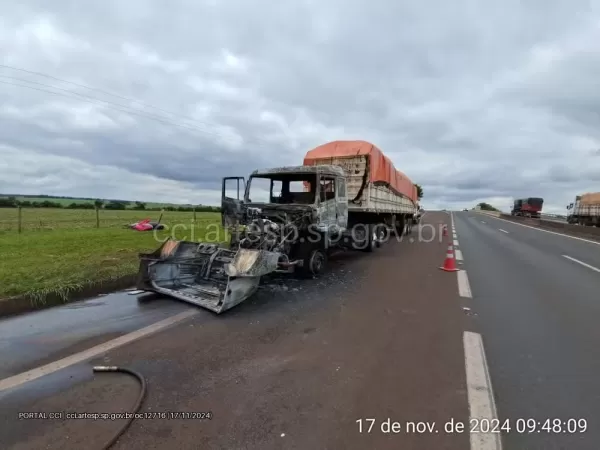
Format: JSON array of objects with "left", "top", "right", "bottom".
[{"left": 245, "top": 173, "right": 317, "bottom": 205}]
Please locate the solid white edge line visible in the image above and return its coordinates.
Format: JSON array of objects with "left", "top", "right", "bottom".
[
  {"left": 562, "top": 255, "right": 600, "bottom": 273},
  {"left": 453, "top": 239, "right": 459, "bottom": 247},
  {"left": 477, "top": 213, "right": 600, "bottom": 246},
  {"left": 457, "top": 270, "right": 472, "bottom": 298},
  {"left": 464, "top": 331, "right": 503, "bottom": 450},
  {"left": 498, "top": 229, "right": 509, "bottom": 234},
  {"left": 455, "top": 249, "right": 463, "bottom": 261},
  {"left": 0, "top": 309, "right": 199, "bottom": 392}
]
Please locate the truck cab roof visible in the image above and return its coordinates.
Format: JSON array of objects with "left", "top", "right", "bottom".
[{"left": 250, "top": 165, "right": 345, "bottom": 178}]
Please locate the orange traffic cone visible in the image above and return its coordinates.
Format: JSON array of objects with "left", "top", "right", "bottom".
[
  {"left": 442, "top": 224, "right": 448, "bottom": 237},
  {"left": 440, "top": 243, "right": 459, "bottom": 272}
]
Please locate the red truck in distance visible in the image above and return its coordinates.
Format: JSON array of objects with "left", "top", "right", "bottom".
[{"left": 511, "top": 197, "right": 544, "bottom": 218}]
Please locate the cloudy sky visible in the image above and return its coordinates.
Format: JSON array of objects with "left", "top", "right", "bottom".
[{"left": 2, "top": 0, "right": 600, "bottom": 213}]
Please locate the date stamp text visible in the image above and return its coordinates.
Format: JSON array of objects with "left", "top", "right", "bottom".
[{"left": 356, "top": 418, "right": 588, "bottom": 434}]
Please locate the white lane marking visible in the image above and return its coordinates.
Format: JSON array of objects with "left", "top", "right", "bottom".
[
  {"left": 464, "top": 332, "right": 503, "bottom": 450},
  {"left": 455, "top": 249, "right": 463, "bottom": 262},
  {"left": 482, "top": 215, "right": 600, "bottom": 246},
  {"left": 562, "top": 255, "right": 600, "bottom": 273},
  {"left": 453, "top": 239, "right": 459, "bottom": 247},
  {"left": 481, "top": 221, "right": 486, "bottom": 224},
  {"left": 453, "top": 233, "right": 458, "bottom": 239},
  {"left": 458, "top": 270, "right": 472, "bottom": 298},
  {"left": 498, "top": 229, "right": 509, "bottom": 234},
  {"left": 0, "top": 309, "right": 198, "bottom": 392}
]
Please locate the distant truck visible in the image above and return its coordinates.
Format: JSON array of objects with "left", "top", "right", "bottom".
[
  {"left": 136, "top": 140, "right": 419, "bottom": 313},
  {"left": 566, "top": 193, "right": 600, "bottom": 226},
  {"left": 511, "top": 198, "right": 543, "bottom": 218}
]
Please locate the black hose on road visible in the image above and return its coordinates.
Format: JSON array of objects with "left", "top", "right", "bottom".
[{"left": 92, "top": 366, "right": 147, "bottom": 450}]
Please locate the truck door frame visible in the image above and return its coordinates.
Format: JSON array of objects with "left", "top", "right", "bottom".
[{"left": 221, "top": 176, "right": 246, "bottom": 228}]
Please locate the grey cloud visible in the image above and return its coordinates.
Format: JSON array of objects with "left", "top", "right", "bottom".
[{"left": 2, "top": 0, "right": 600, "bottom": 214}]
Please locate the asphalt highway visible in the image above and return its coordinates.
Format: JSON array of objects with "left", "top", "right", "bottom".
[
  {"left": 0, "top": 212, "right": 473, "bottom": 450},
  {"left": 455, "top": 211, "right": 600, "bottom": 450},
  {"left": 3, "top": 210, "right": 598, "bottom": 450},
  {"left": 0, "top": 292, "right": 191, "bottom": 380}
]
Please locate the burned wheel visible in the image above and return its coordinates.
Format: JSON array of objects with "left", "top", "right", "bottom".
[
  {"left": 375, "top": 224, "right": 388, "bottom": 248},
  {"left": 308, "top": 248, "right": 327, "bottom": 274},
  {"left": 362, "top": 224, "right": 377, "bottom": 252},
  {"left": 298, "top": 245, "right": 328, "bottom": 278}
]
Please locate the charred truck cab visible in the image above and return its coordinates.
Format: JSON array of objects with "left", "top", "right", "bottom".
[
  {"left": 223, "top": 165, "right": 377, "bottom": 279},
  {"left": 136, "top": 140, "right": 418, "bottom": 314}
]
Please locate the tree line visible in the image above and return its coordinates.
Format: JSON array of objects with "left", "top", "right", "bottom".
[
  {"left": 0, "top": 196, "right": 220, "bottom": 212},
  {"left": 476, "top": 202, "right": 500, "bottom": 212}
]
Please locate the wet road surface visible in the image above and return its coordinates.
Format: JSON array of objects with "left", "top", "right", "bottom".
[
  {"left": 1, "top": 212, "right": 473, "bottom": 450},
  {"left": 456, "top": 211, "right": 600, "bottom": 450},
  {"left": 0, "top": 290, "right": 192, "bottom": 379}
]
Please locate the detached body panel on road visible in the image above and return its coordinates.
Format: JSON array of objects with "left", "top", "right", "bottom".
[{"left": 136, "top": 240, "right": 276, "bottom": 314}]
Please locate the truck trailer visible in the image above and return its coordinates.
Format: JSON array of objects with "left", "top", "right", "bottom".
[
  {"left": 511, "top": 197, "right": 543, "bottom": 218},
  {"left": 136, "top": 140, "right": 419, "bottom": 313},
  {"left": 566, "top": 193, "right": 600, "bottom": 226}
]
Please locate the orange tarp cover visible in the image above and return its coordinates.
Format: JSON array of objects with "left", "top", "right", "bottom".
[
  {"left": 580, "top": 192, "right": 600, "bottom": 205},
  {"left": 303, "top": 140, "right": 418, "bottom": 203}
]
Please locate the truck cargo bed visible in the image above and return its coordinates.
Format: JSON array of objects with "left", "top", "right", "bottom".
[{"left": 312, "top": 155, "right": 416, "bottom": 214}]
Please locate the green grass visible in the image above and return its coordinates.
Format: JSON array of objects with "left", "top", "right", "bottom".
[
  {"left": 0, "top": 210, "right": 228, "bottom": 301},
  {"left": 0, "top": 208, "right": 219, "bottom": 231}
]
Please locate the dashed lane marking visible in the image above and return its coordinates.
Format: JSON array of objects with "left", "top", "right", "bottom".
[
  {"left": 0, "top": 310, "right": 199, "bottom": 392},
  {"left": 498, "top": 229, "right": 509, "bottom": 234},
  {"left": 453, "top": 239, "right": 459, "bottom": 247},
  {"left": 458, "top": 270, "right": 472, "bottom": 298},
  {"left": 562, "top": 255, "right": 600, "bottom": 273},
  {"left": 455, "top": 249, "right": 463, "bottom": 262},
  {"left": 464, "top": 331, "right": 503, "bottom": 450}
]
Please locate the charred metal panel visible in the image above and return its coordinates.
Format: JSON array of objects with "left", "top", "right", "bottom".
[
  {"left": 225, "top": 248, "right": 280, "bottom": 277},
  {"left": 136, "top": 239, "right": 262, "bottom": 314}
]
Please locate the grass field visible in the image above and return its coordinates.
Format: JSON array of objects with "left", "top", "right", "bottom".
[
  {"left": 0, "top": 207, "right": 213, "bottom": 231},
  {"left": 0, "top": 209, "right": 226, "bottom": 302}
]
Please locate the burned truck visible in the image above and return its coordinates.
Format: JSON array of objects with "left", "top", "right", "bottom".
[{"left": 136, "top": 140, "right": 419, "bottom": 314}]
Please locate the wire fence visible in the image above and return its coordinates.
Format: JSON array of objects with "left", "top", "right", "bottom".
[{"left": 0, "top": 207, "right": 221, "bottom": 233}]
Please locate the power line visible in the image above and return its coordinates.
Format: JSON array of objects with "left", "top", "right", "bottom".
[
  {"left": 0, "top": 65, "right": 296, "bottom": 149},
  {"left": 0, "top": 77, "right": 287, "bottom": 149},
  {"left": 0, "top": 79, "right": 225, "bottom": 137},
  {"left": 0, "top": 63, "right": 197, "bottom": 124}
]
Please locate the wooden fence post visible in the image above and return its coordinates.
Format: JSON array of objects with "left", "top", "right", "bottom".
[
  {"left": 18, "top": 206, "right": 22, "bottom": 233},
  {"left": 95, "top": 206, "right": 100, "bottom": 228},
  {"left": 193, "top": 207, "right": 197, "bottom": 223}
]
